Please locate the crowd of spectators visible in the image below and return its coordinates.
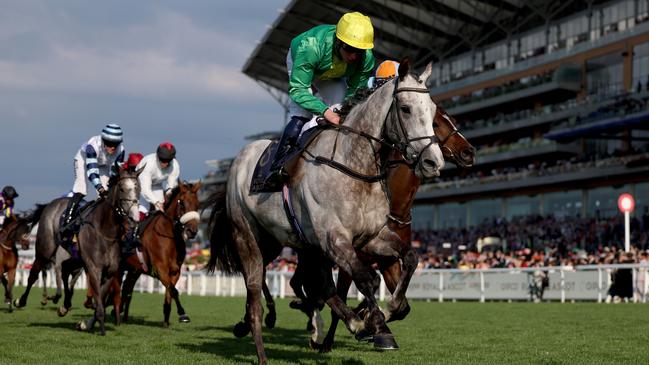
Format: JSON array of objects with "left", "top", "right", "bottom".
[{"left": 413, "top": 212, "right": 649, "bottom": 270}]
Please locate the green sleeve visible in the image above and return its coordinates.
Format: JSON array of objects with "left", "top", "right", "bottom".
[
  {"left": 288, "top": 42, "right": 329, "bottom": 115},
  {"left": 344, "top": 50, "right": 375, "bottom": 99}
]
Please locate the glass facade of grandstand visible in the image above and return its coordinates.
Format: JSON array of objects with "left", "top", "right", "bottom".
[
  {"left": 413, "top": 182, "right": 649, "bottom": 230},
  {"left": 414, "top": 0, "right": 649, "bottom": 232}
]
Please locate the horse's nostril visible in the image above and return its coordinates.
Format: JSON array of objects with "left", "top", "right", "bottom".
[
  {"left": 461, "top": 148, "right": 475, "bottom": 161},
  {"left": 423, "top": 159, "right": 437, "bottom": 169}
]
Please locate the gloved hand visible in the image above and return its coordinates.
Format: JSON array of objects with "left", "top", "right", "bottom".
[{"left": 97, "top": 187, "right": 108, "bottom": 199}]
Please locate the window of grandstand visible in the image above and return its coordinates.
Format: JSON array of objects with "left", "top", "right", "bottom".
[
  {"left": 506, "top": 195, "right": 542, "bottom": 219},
  {"left": 633, "top": 41, "right": 649, "bottom": 92},
  {"left": 469, "top": 198, "right": 503, "bottom": 226},
  {"left": 586, "top": 52, "right": 624, "bottom": 97},
  {"left": 543, "top": 190, "right": 582, "bottom": 218},
  {"left": 412, "top": 205, "right": 436, "bottom": 231},
  {"left": 437, "top": 202, "right": 467, "bottom": 229},
  {"left": 587, "top": 185, "right": 630, "bottom": 219}
]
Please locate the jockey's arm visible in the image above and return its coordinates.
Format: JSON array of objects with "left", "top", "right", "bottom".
[
  {"left": 166, "top": 160, "right": 180, "bottom": 192},
  {"left": 138, "top": 164, "right": 159, "bottom": 208},
  {"left": 83, "top": 145, "right": 104, "bottom": 192},
  {"left": 344, "top": 50, "right": 375, "bottom": 100},
  {"left": 288, "top": 45, "right": 329, "bottom": 116}
]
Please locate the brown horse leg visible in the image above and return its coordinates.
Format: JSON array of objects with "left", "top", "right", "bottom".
[
  {"left": 111, "top": 273, "right": 122, "bottom": 326},
  {"left": 15, "top": 258, "right": 45, "bottom": 308},
  {"left": 40, "top": 270, "right": 49, "bottom": 306},
  {"left": 84, "top": 278, "right": 95, "bottom": 309},
  {"left": 261, "top": 269, "right": 276, "bottom": 329},
  {"left": 167, "top": 270, "right": 190, "bottom": 323},
  {"left": 163, "top": 286, "right": 173, "bottom": 328},
  {"left": 5, "top": 268, "right": 16, "bottom": 312}
]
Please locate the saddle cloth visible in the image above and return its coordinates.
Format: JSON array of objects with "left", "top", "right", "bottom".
[{"left": 249, "top": 125, "right": 325, "bottom": 194}]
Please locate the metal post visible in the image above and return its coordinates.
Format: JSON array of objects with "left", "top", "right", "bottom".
[
  {"left": 597, "top": 268, "right": 602, "bottom": 303},
  {"left": 216, "top": 272, "right": 221, "bottom": 296},
  {"left": 624, "top": 211, "right": 630, "bottom": 252},
  {"left": 559, "top": 267, "right": 566, "bottom": 303},
  {"left": 230, "top": 276, "right": 236, "bottom": 297},
  {"left": 200, "top": 273, "right": 207, "bottom": 296},
  {"left": 438, "top": 273, "right": 444, "bottom": 303},
  {"left": 279, "top": 271, "right": 286, "bottom": 299},
  {"left": 480, "top": 271, "right": 485, "bottom": 303}
]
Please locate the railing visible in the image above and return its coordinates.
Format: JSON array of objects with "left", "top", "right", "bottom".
[{"left": 13, "top": 264, "right": 649, "bottom": 303}]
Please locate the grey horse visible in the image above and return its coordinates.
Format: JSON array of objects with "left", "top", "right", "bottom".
[
  {"left": 14, "top": 199, "right": 85, "bottom": 315},
  {"left": 208, "top": 60, "right": 444, "bottom": 364},
  {"left": 76, "top": 167, "right": 141, "bottom": 335}
]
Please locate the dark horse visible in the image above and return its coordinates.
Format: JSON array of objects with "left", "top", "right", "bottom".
[
  {"left": 120, "top": 180, "right": 202, "bottom": 327},
  {"left": 75, "top": 167, "right": 141, "bottom": 334},
  {"left": 1, "top": 209, "right": 43, "bottom": 312}
]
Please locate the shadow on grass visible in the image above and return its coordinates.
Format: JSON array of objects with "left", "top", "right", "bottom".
[{"left": 178, "top": 325, "right": 368, "bottom": 364}]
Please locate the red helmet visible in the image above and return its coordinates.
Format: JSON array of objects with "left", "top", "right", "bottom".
[
  {"left": 123, "top": 152, "right": 144, "bottom": 171},
  {"left": 156, "top": 142, "right": 176, "bottom": 162}
]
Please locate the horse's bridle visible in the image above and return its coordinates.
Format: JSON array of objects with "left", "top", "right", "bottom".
[
  {"left": 435, "top": 110, "right": 470, "bottom": 165},
  {"left": 386, "top": 78, "right": 440, "bottom": 168},
  {"left": 308, "top": 78, "right": 441, "bottom": 182}
]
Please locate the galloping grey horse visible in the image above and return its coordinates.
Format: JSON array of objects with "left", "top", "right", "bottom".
[
  {"left": 76, "top": 167, "right": 141, "bottom": 335},
  {"left": 14, "top": 199, "right": 85, "bottom": 315},
  {"left": 208, "top": 60, "right": 444, "bottom": 364}
]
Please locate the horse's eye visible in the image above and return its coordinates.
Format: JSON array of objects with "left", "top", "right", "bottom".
[
  {"left": 433, "top": 122, "right": 439, "bottom": 129},
  {"left": 400, "top": 105, "right": 411, "bottom": 114}
]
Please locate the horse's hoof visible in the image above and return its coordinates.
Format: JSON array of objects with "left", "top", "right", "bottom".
[
  {"left": 388, "top": 303, "right": 411, "bottom": 323},
  {"left": 13, "top": 299, "right": 23, "bottom": 308},
  {"left": 319, "top": 340, "right": 333, "bottom": 353},
  {"left": 4, "top": 298, "right": 11, "bottom": 305},
  {"left": 76, "top": 320, "right": 88, "bottom": 331},
  {"left": 233, "top": 321, "right": 250, "bottom": 338},
  {"left": 40, "top": 298, "right": 48, "bottom": 306},
  {"left": 373, "top": 333, "right": 399, "bottom": 351},
  {"left": 179, "top": 314, "right": 191, "bottom": 323},
  {"left": 83, "top": 299, "right": 94, "bottom": 309},
  {"left": 57, "top": 307, "right": 69, "bottom": 317},
  {"left": 309, "top": 339, "right": 324, "bottom": 351},
  {"left": 163, "top": 322, "right": 170, "bottom": 328},
  {"left": 289, "top": 299, "right": 304, "bottom": 310},
  {"left": 51, "top": 295, "right": 61, "bottom": 304},
  {"left": 354, "top": 328, "right": 374, "bottom": 343},
  {"left": 264, "top": 312, "right": 276, "bottom": 329}
]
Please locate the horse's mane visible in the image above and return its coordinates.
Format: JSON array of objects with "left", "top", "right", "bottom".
[
  {"left": 164, "top": 184, "right": 181, "bottom": 211},
  {"left": 337, "top": 78, "right": 393, "bottom": 121}
]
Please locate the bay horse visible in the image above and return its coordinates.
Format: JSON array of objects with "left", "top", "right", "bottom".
[
  {"left": 208, "top": 60, "right": 444, "bottom": 364},
  {"left": 119, "top": 180, "right": 202, "bottom": 327},
  {"left": 1, "top": 210, "right": 42, "bottom": 312},
  {"left": 76, "top": 167, "right": 141, "bottom": 335}
]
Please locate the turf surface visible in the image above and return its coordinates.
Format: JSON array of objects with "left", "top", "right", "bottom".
[{"left": 1, "top": 289, "right": 647, "bottom": 364}]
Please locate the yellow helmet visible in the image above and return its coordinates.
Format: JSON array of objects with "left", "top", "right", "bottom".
[
  {"left": 375, "top": 60, "right": 400, "bottom": 79},
  {"left": 336, "top": 12, "right": 374, "bottom": 50}
]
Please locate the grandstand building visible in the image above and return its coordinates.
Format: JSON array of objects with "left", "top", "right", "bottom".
[{"left": 211, "top": 0, "right": 649, "bottom": 243}]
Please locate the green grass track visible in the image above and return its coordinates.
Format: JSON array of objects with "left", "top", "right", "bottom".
[{"left": 1, "top": 289, "right": 647, "bottom": 364}]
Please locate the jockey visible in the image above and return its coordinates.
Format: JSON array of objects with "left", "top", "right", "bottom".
[
  {"left": 0, "top": 185, "right": 18, "bottom": 228},
  {"left": 136, "top": 142, "right": 180, "bottom": 215},
  {"left": 121, "top": 152, "right": 144, "bottom": 173},
  {"left": 269, "top": 11, "right": 376, "bottom": 179},
  {"left": 367, "top": 60, "right": 400, "bottom": 89},
  {"left": 123, "top": 143, "right": 179, "bottom": 263},
  {"left": 61, "top": 124, "right": 125, "bottom": 236}
]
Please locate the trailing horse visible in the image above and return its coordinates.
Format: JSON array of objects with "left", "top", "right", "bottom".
[
  {"left": 1, "top": 208, "right": 43, "bottom": 312},
  {"left": 207, "top": 60, "right": 444, "bottom": 364},
  {"left": 120, "top": 180, "right": 202, "bottom": 327}
]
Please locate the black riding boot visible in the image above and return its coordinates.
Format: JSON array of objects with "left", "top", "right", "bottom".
[
  {"left": 122, "top": 223, "right": 140, "bottom": 255},
  {"left": 60, "top": 193, "right": 84, "bottom": 238},
  {"left": 269, "top": 116, "right": 308, "bottom": 176}
]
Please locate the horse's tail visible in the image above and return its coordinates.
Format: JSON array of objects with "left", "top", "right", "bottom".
[
  {"left": 205, "top": 183, "right": 241, "bottom": 275},
  {"left": 25, "top": 204, "right": 47, "bottom": 225}
]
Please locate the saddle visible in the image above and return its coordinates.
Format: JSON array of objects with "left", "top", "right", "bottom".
[{"left": 250, "top": 125, "right": 325, "bottom": 193}]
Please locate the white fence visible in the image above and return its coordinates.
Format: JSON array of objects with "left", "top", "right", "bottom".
[{"left": 13, "top": 264, "right": 649, "bottom": 303}]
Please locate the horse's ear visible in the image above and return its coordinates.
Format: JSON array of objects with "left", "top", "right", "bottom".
[
  {"left": 135, "top": 164, "right": 146, "bottom": 177},
  {"left": 192, "top": 180, "right": 202, "bottom": 192},
  {"left": 420, "top": 62, "right": 433, "bottom": 83},
  {"left": 398, "top": 57, "right": 410, "bottom": 81}
]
